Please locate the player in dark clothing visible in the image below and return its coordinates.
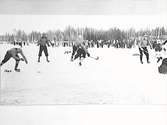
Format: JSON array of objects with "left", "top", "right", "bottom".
[
  {"left": 0, "top": 48, "right": 28, "bottom": 72},
  {"left": 154, "top": 39, "right": 167, "bottom": 63},
  {"left": 73, "top": 45, "right": 90, "bottom": 60},
  {"left": 158, "top": 58, "right": 167, "bottom": 74},
  {"left": 71, "top": 42, "right": 82, "bottom": 61},
  {"left": 72, "top": 43, "right": 90, "bottom": 66},
  {"left": 37, "top": 33, "right": 51, "bottom": 62}
]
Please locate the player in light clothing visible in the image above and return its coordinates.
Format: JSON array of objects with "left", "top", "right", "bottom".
[{"left": 138, "top": 36, "right": 151, "bottom": 64}]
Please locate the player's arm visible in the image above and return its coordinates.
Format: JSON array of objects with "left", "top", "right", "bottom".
[
  {"left": 37, "top": 39, "right": 40, "bottom": 46},
  {"left": 45, "top": 37, "right": 51, "bottom": 47},
  {"left": 20, "top": 50, "right": 28, "bottom": 64},
  {"left": 162, "top": 40, "right": 167, "bottom": 45}
]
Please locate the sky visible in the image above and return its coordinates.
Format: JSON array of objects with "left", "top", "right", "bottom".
[
  {"left": 0, "top": 0, "right": 167, "bottom": 34},
  {"left": 0, "top": 0, "right": 166, "bottom": 15},
  {"left": 0, "top": 15, "right": 167, "bottom": 35}
]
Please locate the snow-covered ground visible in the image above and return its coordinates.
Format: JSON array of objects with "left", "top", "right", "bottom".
[{"left": 0, "top": 44, "right": 167, "bottom": 105}]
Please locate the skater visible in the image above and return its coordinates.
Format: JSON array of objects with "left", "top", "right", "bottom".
[
  {"left": 71, "top": 42, "right": 82, "bottom": 61},
  {"left": 138, "top": 36, "right": 151, "bottom": 64},
  {"left": 0, "top": 47, "right": 28, "bottom": 72},
  {"left": 37, "top": 33, "right": 51, "bottom": 62},
  {"left": 71, "top": 35, "right": 83, "bottom": 61},
  {"left": 73, "top": 43, "right": 90, "bottom": 66},
  {"left": 155, "top": 39, "right": 167, "bottom": 63}
]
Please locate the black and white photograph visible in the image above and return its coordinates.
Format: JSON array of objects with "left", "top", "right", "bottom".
[
  {"left": 0, "top": 0, "right": 167, "bottom": 105},
  {"left": 1, "top": 1, "right": 167, "bottom": 125}
]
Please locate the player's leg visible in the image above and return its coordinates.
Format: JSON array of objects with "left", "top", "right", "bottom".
[
  {"left": 143, "top": 47, "right": 150, "bottom": 63},
  {"left": 79, "top": 49, "right": 86, "bottom": 66},
  {"left": 71, "top": 45, "right": 77, "bottom": 61},
  {"left": 79, "top": 58, "right": 84, "bottom": 66},
  {"left": 139, "top": 47, "right": 143, "bottom": 64},
  {"left": 38, "top": 46, "right": 43, "bottom": 62},
  {"left": 14, "top": 54, "right": 20, "bottom": 71},
  {"left": 43, "top": 46, "right": 49, "bottom": 62},
  {"left": 14, "top": 60, "right": 20, "bottom": 72},
  {"left": 0, "top": 51, "right": 12, "bottom": 66}
]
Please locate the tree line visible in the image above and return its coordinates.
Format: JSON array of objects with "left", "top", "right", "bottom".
[{"left": 0, "top": 26, "right": 167, "bottom": 48}]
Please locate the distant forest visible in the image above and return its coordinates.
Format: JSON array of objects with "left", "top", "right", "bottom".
[{"left": 0, "top": 26, "right": 167, "bottom": 43}]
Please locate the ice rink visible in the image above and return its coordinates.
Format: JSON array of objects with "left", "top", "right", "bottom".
[{"left": 0, "top": 44, "right": 167, "bottom": 105}]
